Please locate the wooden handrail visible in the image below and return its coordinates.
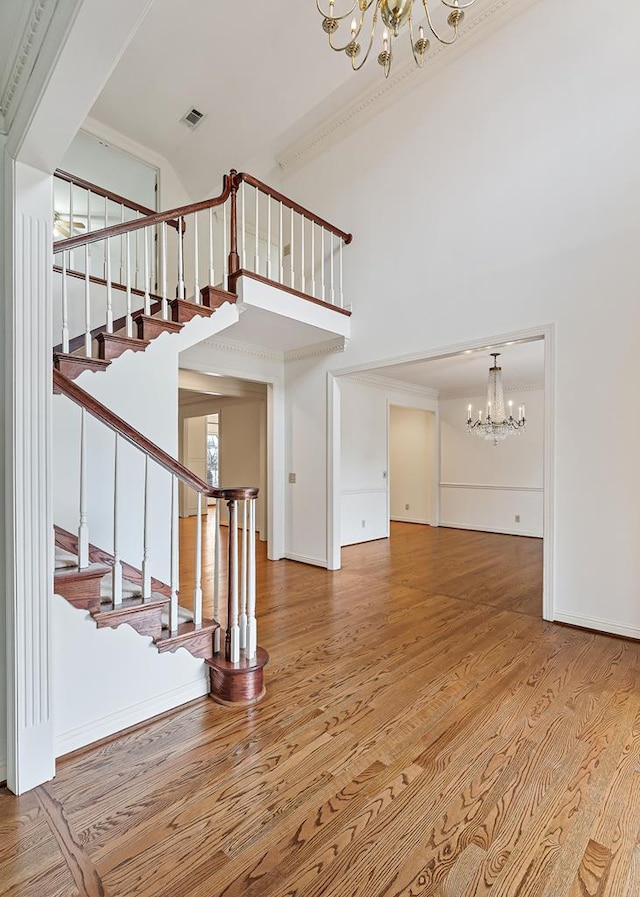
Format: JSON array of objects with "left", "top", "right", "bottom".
[
  {"left": 53, "top": 369, "right": 259, "bottom": 502},
  {"left": 235, "top": 172, "right": 352, "bottom": 244},
  {"left": 53, "top": 176, "right": 233, "bottom": 254},
  {"left": 55, "top": 169, "right": 167, "bottom": 222}
]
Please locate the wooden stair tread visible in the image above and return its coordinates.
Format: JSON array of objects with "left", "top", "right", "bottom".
[
  {"left": 53, "top": 352, "right": 111, "bottom": 380},
  {"left": 200, "top": 284, "right": 237, "bottom": 309},
  {"left": 134, "top": 314, "right": 183, "bottom": 341},
  {"left": 96, "top": 332, "right": 150, "bottom": 362},
  {"left": 54, "top": 563, "right": 111, "bottom": 583},
  {"left": 156, "top": 619, "right": 219, "bottom": 659},
  {"left": 170, "top": 298, "right": 215, "bottom": 324}
]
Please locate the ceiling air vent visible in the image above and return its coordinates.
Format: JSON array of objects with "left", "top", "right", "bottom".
[{"left": 181, "top": 107, "right": 205, "bottom": 129}]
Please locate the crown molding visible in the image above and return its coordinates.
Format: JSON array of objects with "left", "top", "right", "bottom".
[
  {"left": 440, "top": 380, "right": 544, "bottom": 400},
  {"left": 0, "top": 0, "right": 52, "bottom": 135},
  {"left": 200, "top": 336, "right": 284, "bottom": 365},
  {"left": 285, "top": 337, "right": 346, "bottom": 363},
  {"left": 345, "top": 372, "right": 439, "bottom": 399},
  {"left": 276, "top": 0, "right": 540, "bottom": 174}
]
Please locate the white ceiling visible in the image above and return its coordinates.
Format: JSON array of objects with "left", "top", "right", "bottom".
[
  {"left": 89, "top": 0, "right": 532, "bottom": 197},
  {"left": 366, "top": 338, "right": 545, "bottom": 395}
]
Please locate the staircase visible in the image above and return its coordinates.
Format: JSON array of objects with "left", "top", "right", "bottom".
[{"left": 50, "top": 165, "right": 352, "bottom": 746}]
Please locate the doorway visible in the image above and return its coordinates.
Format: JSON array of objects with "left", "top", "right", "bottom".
[{"left": 389, "top": 406, "right": 437, "bottom": 527}]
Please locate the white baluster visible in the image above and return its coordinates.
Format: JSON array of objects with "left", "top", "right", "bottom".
[
  {"left": 125, "top": 232, "right": 133, "bottom": 338},
  {"left": 106, "top": 238, "right": 114, "bottom": 333},
  {"left": 161, "top": 222, "right": 168, "bottom": 319},
  {"left": 170, "top": 476, "right": 179, "bottom": 634},
  {"left": 223, "top": 202, "right": 228, "bottom": 290},
  {"left": 330, "top": 232, "right": 335, "bottom": 305},
  {"left": 78, "top": 409, "right": 89, "bottom": 569},
  {"left": 279, "top": 201, "right": 284, "bottom": 284},
  {"left": 119, "top": 205, "right": 125, "bottom": 283},
  {"left": 311, "top": 222, "right": 316, "bottom": 298},
  {"left": 61, "top": 251, "right": 69, "bottom": 354},
  {"left": 229, "top": 499, "right": 240, "bottom": 663},
  {"left": 254, "top": 186, "right": 260, "bottom": 274},
  {"left": 267, "top": 196, "right": 272, "bottom": 279},
  {"left": 321, "top": 228, "right": 326, "bottom": 302},
  {"left": 339, "top": 239, "right": 344, "bottom": 308},
  {"left": 84, "top": 244, "right": 91, "bottom": 357},
  {"left": 247, "top": 498, "right": 257, "bottom": 660},
  {"left": 213, "top": 498, "right": 221, "bottom": 653},
  {"left": 143, "top": 226, "right": 150, "bottom": 316},
  {"left": 103, "top": 196, "right": 108, "bottom": 278},
  {"left": 149, "top": 225, "right": 156, "bottom": 295},
  {"left": 178, "top": 216, "right": 185, "bottom": 300},
  {"left": 208, "top": 206, "right": 215, "bottom": 288},
  {"left": 193, "top": 491, "right": 203, "bottom": 627},
  {"left": 142, "top": 455, "right": 151, "bottom": 600},
  {"left": 134, "top": 212, "right": 141, "bottom": 289},
  {"left": 290, "top": 206, "right": 295, "bottom": 288},
  {"left": 241, "top": 183, "right": 246, "bottom": 269},
  {"left": 301, "top": 215, "right": 306, "bottom": 294},
  {"left": 240, "top": 499, "right": 248, "bottom": 650},
  {"left": 69, "top": 182, "right": 75, "bottom": 269},
  {"left": 193, "top": 212, "right": 200, "bottom": 302},
  {"left": 112, "top": 435, "right": 123, "bottom": 606},
  {"left": 86, "top": 189, "right": 92, "bottom": 276}
]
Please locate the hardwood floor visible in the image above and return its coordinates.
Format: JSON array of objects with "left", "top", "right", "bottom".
[{"left": 4, "top": 523, "right": 640, "bottom": 896}]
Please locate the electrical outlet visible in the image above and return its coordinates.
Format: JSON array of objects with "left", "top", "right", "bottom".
[
  {"left": 361, "top": 520, "right": 366, "bottom": 528},
  {"left": 405, "top": 503, "right": 410, "bottom": 511},
  {"left": 289, "top": 472, "right": 296, "bottom": 484},
  {"left": 515, "top": 514, "right": 520, "bottom": 523}
]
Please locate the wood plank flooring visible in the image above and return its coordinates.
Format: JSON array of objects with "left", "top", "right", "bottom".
[{"left": 3, "top": 522, "right": 640, "bottom": 896}]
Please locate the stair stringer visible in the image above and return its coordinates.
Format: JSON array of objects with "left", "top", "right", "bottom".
[
  {"left": 53, "top": 301, "right": 239, "bottom": 587},
  {"left": 53, "top": 594, "right": 208, "bottom": 758}
]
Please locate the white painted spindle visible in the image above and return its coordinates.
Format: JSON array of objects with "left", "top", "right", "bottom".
[
  {"left": 170, "top": 476, "right": 179, "bottom": 634},
  {"left": 267, "top": 197, "right": 272, "bottom": 279},
  {"left": 61, "top": 252, "right": 69, "bottom": 354},
  {"left": 84, "top": 245, "right": 91, "bottom": 357},
  {"left": 254, "top": 186, "right": 260, "bottom": 274},
  {"left": 311, "top": 222, "right": 316, "bottom": 298},
  {"left": 143, "top": 227, "right": 150, "bottom": 316},
  {"left": 321, "top": 228, "right": 326, "bottom": 302},
  {"left": 78, "top": 408, "right": 89, "bottom": 569},
  {"left": 69, "top": 182, "right": 75, "bottom": 269},
  {"left": 161, "top": 222, "right": 168, "bottom": 319},
  {"left": 135, "top": 212, "right": 141, "bottom": 289},
  {"left": 290, "top": 206, "right": 295, "bottom": 288},
  {"left": 142, "top": 455, "right": 151, "bottom": 600},
  {"left": 208, "top": 207, "right": 215, "bottom": 287},
  {"left": 339, "top": 238, "right": 344, "bottom": 308},
  {"left": 193, "top": 491, "right": 203, "bottom": 627},
  {"left": 330, "top": 232, "right": 335, "bottom": 305},
  {"left": 279, "top": 201, "right": 284, "bottom": 284},
  {"left": 240, "top": 499, "right": 248, "bottom": 650},
  {"left": 223, "top": 202, "right": 228, "bottom": 290},
  {"left": 301, "top": 215, "right": 306, "bottom": 294},
  {"left": 125, "top": 232, "right": 133, "bottom": 338},
  {"left": 106, "top": 238, "right": 114, "bottom": 333},
  {"left": 213, "top": 499, "right": 221, "bottom": 653},
  {"left": 193, "top": 212, "right": 200, "bottom": 302},
  {"left": 246, "top": 498, "right": 257, "bottom": 660},
  {"left": 241, "top": 183, "right": 246, "bottom": 269},
  {"left": 112, "top": 435, "right": 123, "bottom": 606},
  {"left": 119, "top": 205, "right": 125, "bottom": 283},
  {"left": 103, "top": 196, "right": 108, "bottom": 278},
  {"left": 178, "top": 216, "right": 185, "bottom": 300}
]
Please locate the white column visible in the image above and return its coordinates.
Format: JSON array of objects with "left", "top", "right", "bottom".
[
  {"left": 228, "top": 499, "right": 240, "bottom": 663},
  {"left": 246, "top": 499, "right": 257, "bottom": 659},
  {"left": 4, "top": 160, "right": 55, "bottom": 793},
  {"left": 240, "top": 499, "right": 248, "bottom": 650}
]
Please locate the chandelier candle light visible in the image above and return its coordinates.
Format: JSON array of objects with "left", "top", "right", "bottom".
[
  {"left": 317, "top": 0, "right": 475, "bottom": 78},
  {"left": 466, "top": 353, "right": 527, "bottom": 447}
]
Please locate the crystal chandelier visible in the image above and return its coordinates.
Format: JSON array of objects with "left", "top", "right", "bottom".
[
  {"left": 466, "top": 354, "right": 527, "bottom": 446},
  {"left": 316, "top": 0, "right": 475, "bottom": 78}
]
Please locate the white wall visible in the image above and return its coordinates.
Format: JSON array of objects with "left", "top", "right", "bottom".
[
  {"left": 219, "top": 400, "right": 264, "bottom": 529},
  {"left": 179, "top": 415, "right": 207, "bottom": 517},
  {"left": 278, "top": 0, "right": 640, "bottom": 638},
  {"left": 439, "top": 389, "right": 544, "bottom": 537},
  {"left": 0, "top": 136, "right": 7, "bottom": 780},
  {"left": 390, "top": 406, "right": 435, "bottom": 525}
]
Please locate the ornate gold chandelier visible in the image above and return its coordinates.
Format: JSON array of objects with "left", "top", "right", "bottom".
[{"left": 316, "top": 0, "right": 475, "bottom": 77}]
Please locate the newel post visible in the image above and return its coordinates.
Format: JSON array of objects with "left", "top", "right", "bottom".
[
  {"left": 228, "top": 170, "right": 240, "bottom": 284},
  {"left": 225, "top": 497, "right": 240, "bottom": 663}
]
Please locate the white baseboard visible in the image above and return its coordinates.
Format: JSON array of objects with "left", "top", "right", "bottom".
[
  {"left": 554, "top": 610, "right": 640, "bottom": 641},
  {"left": 55, "top": 676, "right": 209, "bottom": 758},
  {"left": 0, "top": 757, "right": 6, "bottom": 784},
  {"left": 439, "top": 521, "right": 543, "bottom": 539},
  {"left": 284, "top": 552, "right": 328, "bottom": 568},
  {"left": 390, "top": 516, "right": 431, "bottom": 525}
]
